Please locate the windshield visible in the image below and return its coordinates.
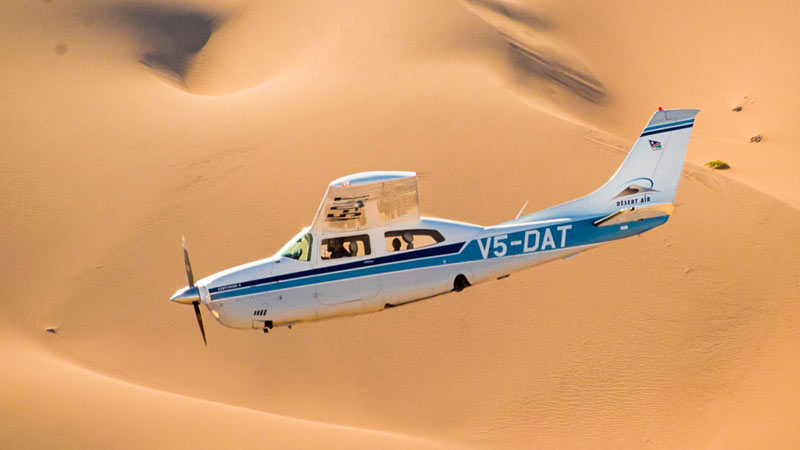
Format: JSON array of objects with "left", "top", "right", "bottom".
[{"left": 277, "top": 229, "right": 313, "bottom": 261}]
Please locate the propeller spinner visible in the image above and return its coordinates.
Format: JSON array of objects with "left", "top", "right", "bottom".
[{"left": 170, "top": 237, "right": 207, "bottom": 345}]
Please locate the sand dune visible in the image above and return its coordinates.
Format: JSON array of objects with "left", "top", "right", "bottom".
[
  {"left": 2, "top": 0, "right": 800, "bottom": 448},
  {"left": 0, "top": 333, "right": 448, "bottom": 449}
]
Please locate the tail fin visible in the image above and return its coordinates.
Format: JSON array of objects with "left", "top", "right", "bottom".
[{"left": 516, "top": 108, "right": 700, "bottom": 222}]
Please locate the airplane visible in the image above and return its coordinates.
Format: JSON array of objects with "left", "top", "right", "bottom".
[{"left": 171, "top": 108, "right": 699, "bottom": 344}]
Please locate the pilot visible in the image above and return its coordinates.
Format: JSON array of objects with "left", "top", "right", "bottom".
[
  {"left": 391, "top": 237, "right": 402, "bottom": 252},
  {"left": 329, "top": 239, "right": 351, "bottom": 259}
]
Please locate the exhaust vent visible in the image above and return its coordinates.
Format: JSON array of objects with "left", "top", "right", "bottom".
[{"left": 253, "top": 309, "right": 267, "bottom": 317}]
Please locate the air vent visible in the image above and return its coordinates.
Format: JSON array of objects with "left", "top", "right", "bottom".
[{"left": 253, "top": 309, "right": 268, "bottom": 317}]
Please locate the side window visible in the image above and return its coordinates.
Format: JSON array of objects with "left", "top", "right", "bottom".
[
  {"left": 385, "top": 229, "right": 445, "bottom": 252},
  {"left": 321, "top": 235, "right": 371, "bottom": 260}
]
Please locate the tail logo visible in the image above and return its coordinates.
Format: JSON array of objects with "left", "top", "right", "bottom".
[
  {"left": 649, "top": 140, "right": 663, "bottom": 150},
  {"left": 614, "top": 177, "right": 659, "bottom": 206}
]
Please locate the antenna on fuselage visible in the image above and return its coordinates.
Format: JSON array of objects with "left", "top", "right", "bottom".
[{"left": 515, "top": 200, "right": 529, "bottom": 220}]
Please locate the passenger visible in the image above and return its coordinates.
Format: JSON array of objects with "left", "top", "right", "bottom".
[
  {"left": 330, "top": 239, "right": 351, "bottom": 259},
  {"left": 403, "top": 231, "right": 414, "bottom": 250},
  {"left": 391, "top": 237, "right": 402, "bottom": 252}
]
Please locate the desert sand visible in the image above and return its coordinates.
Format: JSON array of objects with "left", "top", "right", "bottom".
[{"left": 2, "top": 0, "right": 799, "bottom": 448}]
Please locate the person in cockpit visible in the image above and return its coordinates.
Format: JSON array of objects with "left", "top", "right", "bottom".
[{"left": 329, "top": 239, "right": 351, "bottom": 259}]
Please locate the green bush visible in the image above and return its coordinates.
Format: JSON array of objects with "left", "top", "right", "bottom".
[{"left": 705, "top": 160, "right": 730, "bottom": 170}]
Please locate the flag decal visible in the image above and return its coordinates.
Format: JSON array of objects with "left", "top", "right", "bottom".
[{"left": 649, "top": 140, "right": 663, "bottom": 150}]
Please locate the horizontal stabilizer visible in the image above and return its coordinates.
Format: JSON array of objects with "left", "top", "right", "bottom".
[{"left": 593, "top": 203, "right": 675, "bottom": 227}]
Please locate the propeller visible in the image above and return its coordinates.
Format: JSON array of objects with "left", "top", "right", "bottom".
[
  {"left": 192, "top": 299, "right": 207, "bottom": 346},
  {"left": 182, "top": 236, "right": 195, "bottom": 287},
  {"left": 170, "top": 236, "right": 206, "bottom": 345}
]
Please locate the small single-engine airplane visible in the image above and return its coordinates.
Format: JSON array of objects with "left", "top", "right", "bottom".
[{"left": 171, "top": 108, "right": 699, "bottom": 344}]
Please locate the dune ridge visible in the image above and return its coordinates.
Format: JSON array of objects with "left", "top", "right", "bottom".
[
  {"left": 463, "top": 0, "right": 606, "bottom": 103},
  {"left": 0, "top": 331, "right": 450, "bottom": 450}
]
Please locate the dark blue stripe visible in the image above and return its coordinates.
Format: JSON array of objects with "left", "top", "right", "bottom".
[
  {"left": 209, "top": 241, "right": 465, "bottom": 294},
  {"left": 640, "top": 123, "right": 693, "bottom": 137},
  {"left": 642, "top": 118, "right": 694, "bottom": 133},
  {"left": 209, "top": 213, "right": 672, "bottom": 301}
]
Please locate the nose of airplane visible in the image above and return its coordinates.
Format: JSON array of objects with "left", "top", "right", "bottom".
[{"left": 170, "top": 285, "right": 201, "bottom": 304}]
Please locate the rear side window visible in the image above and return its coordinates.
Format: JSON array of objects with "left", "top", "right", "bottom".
[
  {"left": 385, "top": 229, "right": 445, "bottom": 252},
  {"left": 321, "top": 235, "right": 371, "bottom": 260}
]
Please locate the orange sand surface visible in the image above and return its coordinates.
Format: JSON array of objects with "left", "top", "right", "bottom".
[{"left": 2, "top": 0, "right": 799, "bottom": 448}]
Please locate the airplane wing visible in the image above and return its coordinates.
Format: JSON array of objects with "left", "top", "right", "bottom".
[{"left": 311, "top": 171, "right": 420, "bottom": 232}]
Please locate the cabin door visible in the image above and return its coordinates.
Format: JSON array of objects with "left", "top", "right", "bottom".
[{"left": 314, "top": 233, "right": 379, "bottom": 318}]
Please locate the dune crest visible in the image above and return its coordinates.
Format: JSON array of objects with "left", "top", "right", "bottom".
[
  {"left": 0, "top": 333, "right": 449, "bottom": 449},
  {"left": 463, "top": 0, "right": 606, "bottom": 103}
]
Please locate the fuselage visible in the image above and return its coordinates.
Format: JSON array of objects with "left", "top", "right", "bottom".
[{"left": 186, "top": 212, "right": 669, "bottom": 331}]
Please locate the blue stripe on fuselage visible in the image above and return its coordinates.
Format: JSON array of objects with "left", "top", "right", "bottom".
[
  {"left": 209, "top": 215, "right": 669, "bottom": 301},
  {"left": 209, "top": 242, "right": 464, "bottom": 296}
]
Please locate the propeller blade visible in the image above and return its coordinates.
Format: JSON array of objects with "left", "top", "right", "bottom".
[
  {"left": 192, "top": 300, "right": 207, "bottom": 346},
  {"left": 182, "top": 236, "right": 195, "bottom": 287}
]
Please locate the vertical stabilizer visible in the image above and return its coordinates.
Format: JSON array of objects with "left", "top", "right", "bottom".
[{"left": 514, "top": 109, "right": 700, "bottom": 223}]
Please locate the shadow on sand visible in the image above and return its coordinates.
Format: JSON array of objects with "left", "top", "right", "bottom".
[
  {"left": 463, "top": 0, "right": 606, "bottom": 104},
  {"left": 108, "top": 2, "right": 223, "bottom": 82},
  {"left": 508, "top": 41, "right": 605, "bottom": 103}
]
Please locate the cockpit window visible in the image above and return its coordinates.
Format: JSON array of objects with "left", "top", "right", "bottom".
[
  {"left": 385, "top": 229, "right": 444, "bottom": 252},
  {"left": 278, "top": 231, "right": 313, "bottom": 261},
  {"left": 321, "top": 234, "right": 371, "bottom": 260}
]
